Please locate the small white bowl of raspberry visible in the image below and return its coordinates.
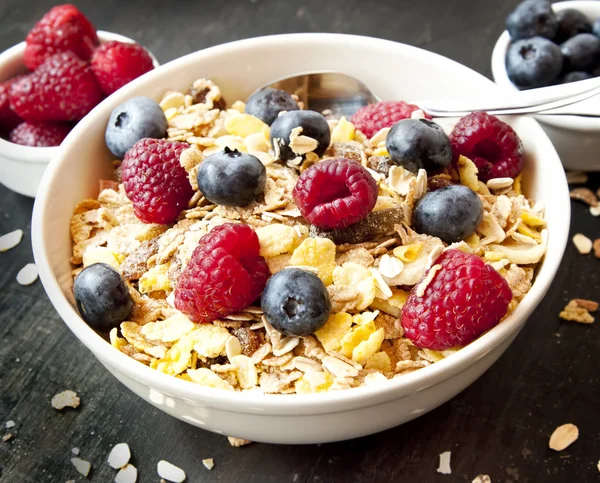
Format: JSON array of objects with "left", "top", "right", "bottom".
[
  {"left": 31, "top": 33, "right": 571, "bottom": 444},
  {"left": 0, "top": 5, "right": 159, "bottom": 198},
  {"left": 491, "top": 0, "right": 600, "bottom": 171}
]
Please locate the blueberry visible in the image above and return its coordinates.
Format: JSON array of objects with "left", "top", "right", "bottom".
[
  {"left": 561, "top": 33, "right": 600, "bottom": 72},
  {"left": 506, "top": 0, "right": 558, "bottom": 40},
  {"left": 73, "top": 263, "right": 133, "bottom": 332},
  {"left": 559, "top": 71, "right": 592, "bottom": 83},
  {"left": 270, "top": 110, "right": 330, "bottom": 161},
  {"left": 245, "top": 88, "right": 300, "bottom": 126},
  {"left": 105, "top": 96, "right": 167, "bottom": 159},
  {"left": 261, "top": 268, "right": 331, "bottom": 336},
  {"left": 385, "top": 119, "right": 452, "bottom": 173},
  {"left": 506, "top": 37, "right": 563, "bottom": 89},
  {"left": 554, "top": 9, "right": 592, "bottom": 44},
  {"left": 197, "top": 147, "right": 266, "bottom": 206},
  {"left": 594, "top": 18, "right": 600, "bottom": 39},
  {"left": 413, "top": 185, "right": 483, "bottom": 244}
]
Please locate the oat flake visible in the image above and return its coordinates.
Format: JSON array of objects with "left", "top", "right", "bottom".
[
  {"left": 115, "top": 464, "right": 138, "bottom": 483},
  {"left": 0, "top": 229, "right": 23, "bottom": 252},
  {"left": 202, "top": 458, "right": 214, "bottom": 470},
  {"left": 437, "top": 451, "right": 451, "bottom": 474},
  {"left": 549, "top": 423, "right": 579, "bottom": 451},
  {"left": 227, "top": 436, "right": 252, "bottom": 447},
  {"left": 572, "top": 234, "right": 593, "bottom": 254},
  {"left": 107, "top": 442, "right": 131, "bottom": 469},
  {"left": 2, "top": 433, "right": 13, "bottom": 442},
  {"left": 71, "top": 447, "right": 80, "bottom": 455},
  {"left": 71, "top": 457, "right": 91, "bottom": 477},
  {"left": 157, "top": 460, "right": 186, "bottom": 482},
  {"left": 5, "top": 420, "right": 15, "bottom": 429},
  {"left": 16, "top": 263, "right": 38, "bottom": 285},
  {"left": 472, "top": 476, "right": 491, "bottom": 483}
]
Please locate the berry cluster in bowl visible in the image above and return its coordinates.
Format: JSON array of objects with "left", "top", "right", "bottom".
[
  {"left": 68, "top": 79, "right": 548, "bottom": 394},
  {"left": 0, "top": 4, "right": 155, "bottom": 147},
  {"left": 505, "top": 0, "right": 600, "bottom": 89}
]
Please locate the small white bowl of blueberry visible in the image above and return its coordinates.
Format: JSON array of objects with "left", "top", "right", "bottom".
[{"left": 491, "top": 0, "right": 600, "bottom": 171}]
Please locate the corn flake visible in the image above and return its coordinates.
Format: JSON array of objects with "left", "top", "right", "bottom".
[
  {"left": 457, "top": 156, "right": 479, "bottom": 192},
  {"left": 352, "top": 327, "right": 385, "bottom": 365},
  {"left": 295, "top": 372, "right": 334, "bottom": 394},
  {"left": 332, "top": 262, "right": 376, "bottom": 311},
  {"left": 330, "top": 116, "right": 355, "bottom": 143},
  {"left": 314, "top": 312, "right": 353, "bottom": 352},
  {"left": 290, "top": 237, "right": 336, "bottom": 285},
  {"left": 339, "top": 321, "right": 376, "bottom": 359},
  {"left": 82, "top": 246, "right": 120, "bottom": 269},
  {"left": 256, "top": 224, "right": 301, "bottom": 257},
  {"left": 188, "top": 368, "right": 235, "bottom": 391},
  {"left": 141, "top": 313, "right": 196, "bottom": 343},
  {"left": 224, "top": 113, "right": 269, "bottom": 138},
  {"left": 365, "top": 351, "right": 392, "bottom": 373},
  {"left": 138, "top": 263, "right": 171, "bottom": 293},
  {"left": 392, "top": 243, "right": 422, "bottom": 262}
]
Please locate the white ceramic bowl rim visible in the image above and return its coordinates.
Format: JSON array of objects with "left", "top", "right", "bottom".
[
  {"left": 33, "top": 33, "right": 570, "bottom": 415},
  {"left": 491, "top": 0, "right": 600, "bottom": 132},
  {"left": 0, "top": 31, "right": 159, "bottom": 163}
]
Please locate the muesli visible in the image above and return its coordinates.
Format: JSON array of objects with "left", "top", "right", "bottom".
[{"left": 69, "top": 79, "right": 547, "bottom": 394}]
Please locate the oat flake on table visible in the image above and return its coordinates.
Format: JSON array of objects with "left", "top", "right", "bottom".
[
  {"left": 71, "top": 457, "right": 91, "bottom": 477},
  {"left": 157, "top": 460, "right": 186, "bottom": 482},
  {"left": 0, "top": 229, "right": 23, "bottom": 252},
  {"left": 107, "top": 442, "right": 131, "bottom": 469},
  {"left": 16, "top": 263, "right": 38, "bottom": 285},
  {"left": 202, "top": 458, "right": 214, "bottom": 470},
  {"left": 549, "top": 423, "right": 579, "bottom": 451},
  {"left": 51, "top": 390, "right": 80, "bottom": 410},
  {"left": 5, "top": 420, "right": 15, "bottom": 429},
  {"left": 472, "top": 476, "right": 491, "bottom": 483},
  {"left": 115, "top": 464, "right": 138, "bottom": 483},
  {"left": 437, "top": 451, "right": 451, "bottom": 474}
]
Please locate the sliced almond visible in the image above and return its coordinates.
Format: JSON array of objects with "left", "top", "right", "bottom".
[
  {"left": 572, "top": 233, "right": 592, "bottom": 254},
  {"left": 549, "top": 423, "right": 579, "bottom": 451}
]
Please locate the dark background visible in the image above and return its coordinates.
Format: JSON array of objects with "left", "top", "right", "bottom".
[{"left": 1, "top": 1, "right": 599, "bottom": 481}]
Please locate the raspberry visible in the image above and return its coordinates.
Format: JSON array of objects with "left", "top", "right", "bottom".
[
  {"left": 9, "top": 52, "right": 103, "bottom": 122},
  {"left": 91, "top": 41, "right": 155, "bottom": 96},
  {"left": 449, "top": 112, "right": 524, "bottom": 181},
  {"left": 401, "top": 249, "right": 513, "bottom": 350},
  {"left": 9, "top": 121, "right": 72, "bottom": 147},
  {"left": 0, "top": 78, "right": 23, "bottom": 135},
  {"left": 350, "top": 101, "right": 430, "bottom": 138},
  {"left": 293, "top": 158, "right": 378, "bottom": 230},
  {"left": 24, "top": 4, "right": 99, "bottom": 70},
  {"left": 174, "top": 223, "right": 270, "bottom": 323},
  {"left": 121, "top": 138, "right": 194, "bottom": 224}
]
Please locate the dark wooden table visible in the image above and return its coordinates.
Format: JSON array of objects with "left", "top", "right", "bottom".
[{"left": 1, "top": 1, "right": 599, "bottom": 481}]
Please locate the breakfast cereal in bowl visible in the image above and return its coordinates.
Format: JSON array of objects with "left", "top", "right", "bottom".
[{"left": 69, "top": 78, "right": 548, "bottom": 395}]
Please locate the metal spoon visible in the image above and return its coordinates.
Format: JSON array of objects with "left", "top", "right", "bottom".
[{"left": 265, "top": 72, "right": 600, "bottom": 118}]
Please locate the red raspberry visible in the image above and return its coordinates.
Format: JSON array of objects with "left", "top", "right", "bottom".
[
  {"left": 174, "top": 223, "right": 270, "bottom": 323},
  {"left": 293, "top": 158, "right": 378, "bottom": 230},
  {"left": 0, "top": 78, "right": 24, "bottom": 135},
  {"left": 350, "top": 101, "right": 430, "bottom": 138},
  {"left": 449, "top": 112, "right": 524, "bottom": 181},
  {"left": 9, "top": 52, "right": 103, "bottom": 122},
  {"left": 9, "top": 121, "right": 71, "bottom": 147},
  {"left": 122, "top": 138, "right": 194, "bottom": 224},
  {"left": 401, "top": 249, "right": 513, "bottom": 351},
  {"left": 91, "top": 41, "right": 155, "bottom": 96},
  {"left": 24, "top": 4, "right": 99, "bottom": 70}
]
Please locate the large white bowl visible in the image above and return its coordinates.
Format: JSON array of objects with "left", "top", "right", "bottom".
[
  {"left": 0, "top": 31, "right": 159, "bottom": 198},
  {"left": 32, "top": 33, "right": 570, "bottom": 444},
  {"left": 491, "top": 1, "right": 600, "bottom": 171}
]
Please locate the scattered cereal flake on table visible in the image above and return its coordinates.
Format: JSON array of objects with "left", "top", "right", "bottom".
[
  {"left": 107, "top": 442, "right": 131, "bottom": 469},
  {"left": 594, "top": 239, "right": 600, "bottom": 258},
  {"left": 572, "top": 233, "right": 593, "bottom": 254},
  {"left": 566, "top": 171, "right": 588, "bottom": 185},
  {"left": 549, "top": 423, "right": 579, "bottom": 451},
  {"left": 472, "top": 476, "right": 491, "bottom": 483},
  {"left": 597, "top": 460, "right": 600, "bottom": 473},
  {"left": 0, "top": 229, "right": 23, "bottom": 252},
  {"left": 71, "top": 447, "right": 80, "bottom": 455},
  {"left": 591, "top": 205, "right": 600, "bottom": 217},
  {"left": 202, "top": 458, "right": 214, "bottom": 470},
  {"left": 71, "top": 457, "right": 92, "bottom": 477},
  {"left": 227, "top": 436, "right": 252, "bottom": 447},
  {"left": 559, "top": 299, "right": 596, "bottom": 324},
  {"left": 115, "top": 464, "right": 138, "bottom": 483},
  {"left": 437, "top": 451, "right": 451, "bottom": 474},
  {"left": 5, "top": 421, "right": 15, "bottom": 429},
  {"left": 51, "top": 390, "right": 80, "bottom": 410},
  {"left": 16, "top": 263, "right": 38, "bottom": 285},
  {"left": 2, "top": 433, "right": 13, "bottom": 442},
  {"left": 157, "top": 460, "right": 186, "bottom": 482}
]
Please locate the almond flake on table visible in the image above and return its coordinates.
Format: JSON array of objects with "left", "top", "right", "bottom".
[
  {"left": 51, "top": 390, "right": 80, "bottom": 410},
  {"left": 437, "top": 451, "right": 451, "bottom": 474},
  {"left": 2, "top": 433, "right": 13, "bottom": 442},
  {"left": 472, "top": 476, "right": 491, "bottom": 483},
  {"left": 572, "top": 234, "right": 593, "bottom": 254},
  {"left": 5, "top": 421, "right": 15, "bottom": 429},
  {"left": 157, "top": 460, "right": 186, "bottom": 482},
  {"left": 107, "top": 442, "right": 131, "bottom": 469},
  {"left": 16, "top": 263, "right": 38, "bottom": 285},
  {"left": 227, "top": 436, "right": 252, "bottom": 447},
  {"left": 115, "top": 464, "right": 138, "bottom": 483},
  {"left": 549, "top": 423, "right": 579, "bottom": 451},
  {"left": 0, "top": 229, "right": 23, "bottom": 252},
  {"left": 71, "top": 457, "right": 92, "bottom": 477},
  {"left": 202, "top": 458, "right": 214, "bottom": 470}
]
